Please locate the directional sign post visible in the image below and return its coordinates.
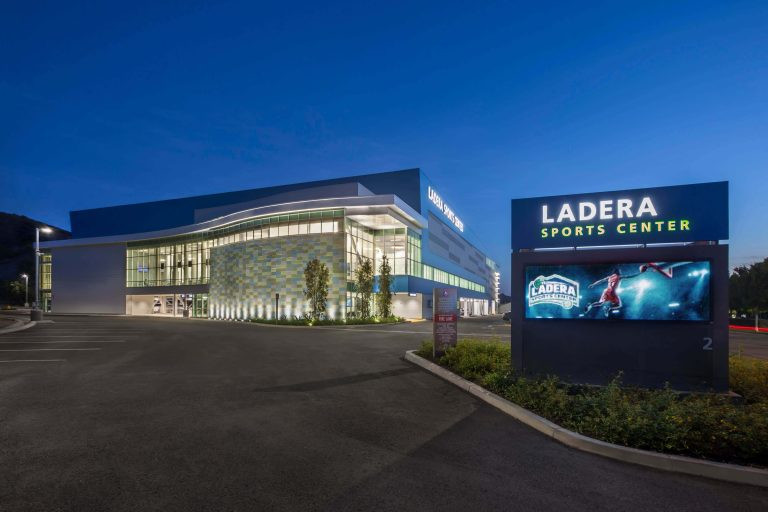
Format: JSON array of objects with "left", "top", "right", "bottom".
[{"left": 433, "top": 288, "right": 458, "bottom": 358}]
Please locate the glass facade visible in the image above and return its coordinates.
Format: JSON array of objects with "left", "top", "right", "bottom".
[
  {"left": 345, "top": 219, "right": 374, "bottom": 281},
  {"left": 40, "top": 253, "right": 52, "bottom": 291},
  {"left": 374, "top": 228, "right": 406, "bottom": 275},
  {"left": 125, "top": 293, "right": 208, "bottom": 317},
  {"left": 126, "top": 209, "right": 344, "bottom": 287},
  {"left": 405, "top": 231, "right": 485, "bottom": 292},
  {"left": 124, "top": 207, "right": 488, "bottom": 319},
  {"left": 40, "top": 253, "right": 52, "bottom": 312}
]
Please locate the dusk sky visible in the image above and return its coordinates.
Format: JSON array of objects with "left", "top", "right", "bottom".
[{"left": 2, "top": 1, "right": 767, "bottom": 292}]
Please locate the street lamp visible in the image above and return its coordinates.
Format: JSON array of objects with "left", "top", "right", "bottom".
[
  {"left": 33, "top": 226, "right": 53, "bottom": 320},
  {"left": 20, "top": 274, "right": 29, "bottom": 308}
]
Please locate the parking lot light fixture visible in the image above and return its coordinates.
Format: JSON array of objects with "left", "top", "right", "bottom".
[
  {"left": 33, "top": 226, "right": 53, "bottom": 318},
  {"left": 20, "top": 273, "right": 29, "bottom": 307}
]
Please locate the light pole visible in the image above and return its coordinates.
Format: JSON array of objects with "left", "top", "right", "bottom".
[
  {"left": 20, "top": 273, "right": 29, "bottom": 307},
  {"left": 33, "top": 226, "right": 52, "bottom": 320}
]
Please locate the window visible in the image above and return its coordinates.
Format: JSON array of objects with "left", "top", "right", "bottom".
[{"left": 126, "top": 208, "right": 345, "bottom": 287}]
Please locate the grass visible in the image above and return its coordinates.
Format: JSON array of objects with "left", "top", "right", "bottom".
[{"left": 415, "top": 339, "right": 768, "bottom": 467}]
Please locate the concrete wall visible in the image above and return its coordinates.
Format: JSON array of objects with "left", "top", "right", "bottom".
[
  {"left": 391, "top": 294, "right": 423, "bottom": 319},
  {"left": 126, "top": 295, "right": 156, "bottom": 316},
  {"left": 51, "top": 243, "right": 126, "bottom": 314},
  {"left": 209, "top": 234, "right": 346, "bottom": 320}
]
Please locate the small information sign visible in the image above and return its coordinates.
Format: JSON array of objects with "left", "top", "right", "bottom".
[{"left": 433, "top": 288, "right": 458, "bottom": 358}]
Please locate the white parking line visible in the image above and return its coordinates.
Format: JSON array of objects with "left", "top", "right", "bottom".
[
  {"left": 30, "top": 330, "right": 147, "bottom": 333},
  {"left": 30, "top": 329, "right": 147, "bottom": 336},
  {"left": 0, "top": 359, "right": 66, "bottom": 363},
  {"left": 0, "top": 348, "right": 101, "bottom": 352},
  {"left": 0, "top": 340, "right": 125, "bottom": 344},
  {"left": 0, "top": 335, "right": 137, "bottom": 338}
]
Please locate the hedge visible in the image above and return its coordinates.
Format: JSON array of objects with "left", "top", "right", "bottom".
[{"left": 416, "top": 339, "right": 768, "bottom": 467}]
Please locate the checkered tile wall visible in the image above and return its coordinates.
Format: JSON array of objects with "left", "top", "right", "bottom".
[{"left": 209, "top": 234, "right": 346, "bottom": 320}]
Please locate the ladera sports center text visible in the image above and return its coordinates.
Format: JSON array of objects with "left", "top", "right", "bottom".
[{"left": 540, "top": 218, "right": 691, "bottom": 240}]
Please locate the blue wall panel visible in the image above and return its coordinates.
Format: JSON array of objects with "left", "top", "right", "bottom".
[{"left": 71, "top": 168, "right": 422, "bottom": 239}]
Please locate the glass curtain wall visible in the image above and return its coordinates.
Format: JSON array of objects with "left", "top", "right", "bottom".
[
  {"left": 345, "top": 219, "right": 374, "bottom": 317},
  {"left": 374, "top": 228, "right": 406, "bottom": 275},
  {"left": 405, "top": 231, "right": 486, "bottom": 293},
  {"left": 406, "top": 231, "right": 422, "bottom": 277},
  {"left": 40, "top": 252, "right": 52, "bottom": 312},
  {"left": 126, "top": 209, "right": 344, "bottom": 288},
  {"left": 40, "top": 253, "right": 52, "bottom": 290},
  {"left": 125, "top": 206, "right": 486, "bottom": 306},
  {"left": 345, "top": 219, "right": 374, "bottom": 281}
]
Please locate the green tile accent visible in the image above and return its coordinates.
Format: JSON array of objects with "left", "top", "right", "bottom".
[{"left": 209, "top": 234, "right": 346, "bottom": 320}]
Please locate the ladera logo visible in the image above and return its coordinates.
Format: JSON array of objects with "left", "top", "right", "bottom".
[{"left": 528, "top": 274, "right": 579, "bottom": 309}]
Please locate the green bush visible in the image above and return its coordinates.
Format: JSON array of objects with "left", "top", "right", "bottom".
[
  {"left": 438, "top": 339, "right": 510, "bottom": 382},
  {"left": 247, "top": 316, "right": 405, "bottom": 327},
  {"left": 729, "top": 354, "right": 768, "bottom": 403},
  {"left": 414, "top": 339, "right": 768, "bottom": 466}
]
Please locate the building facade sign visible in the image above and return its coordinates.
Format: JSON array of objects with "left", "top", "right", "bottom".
[
  {"left": 428, "top": 186, "right": 464, "bottom": 232},
  {"left": 511, "top": 181, "right": 728, "bottom": 249}
]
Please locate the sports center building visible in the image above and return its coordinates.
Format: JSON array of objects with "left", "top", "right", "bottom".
[{"left": 39, "top": 169, "right": 500, "bottom": 320}]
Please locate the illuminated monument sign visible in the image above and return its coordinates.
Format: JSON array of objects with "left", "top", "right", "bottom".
[
  {"left": 512, "top": 182, "right": 728, "bottom": 249},
  {"left": 510, "top": 181, "right": 729, "bottom": 392}
]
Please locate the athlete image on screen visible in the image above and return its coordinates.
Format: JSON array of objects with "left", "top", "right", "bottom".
[{"left": 584, "top": 262, "right": 673, "bottom": 318}]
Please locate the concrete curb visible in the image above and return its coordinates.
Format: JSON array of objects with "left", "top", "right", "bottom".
[
  {"left": 0, "top": 316, "right": 37, "bottom": 335},
  {"left": 404, "top": 350, "right": 768, "bottom": 488}
]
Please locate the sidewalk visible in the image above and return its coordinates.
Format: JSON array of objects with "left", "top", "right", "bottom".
[{"left": 0, "top": 310, "right": 39, "bottom": 334}]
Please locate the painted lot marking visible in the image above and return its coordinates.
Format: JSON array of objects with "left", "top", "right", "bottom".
[
  {"left": 30, "top": 329, "right": 147, "bottom": 336},
  {"left": 0, "top": 335, "right": 137, "bottom": 338},
  {"left": 0, "top": 340, "right": 126, "bottom": 344},
  {"left": 0, "top": 348, "right": 101, "bottom": 352},
  {"left": 24, "top": 328, "right": 145, "bottom": 331},
  {"left": 0, "top": 359, "right": 66, "bottom": 363}
]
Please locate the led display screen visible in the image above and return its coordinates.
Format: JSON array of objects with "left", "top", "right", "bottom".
[{"left": 525, "top": 261, "right": 711, "bottom": 321}]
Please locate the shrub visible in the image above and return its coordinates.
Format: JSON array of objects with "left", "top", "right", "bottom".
[
  {"left": 412, "top": 338, "right": 768, "bottom": 466},
  {"left": 416, "top": 340, "right": 433, "bottom": 359},
  {"left": 729, "top": 354, "right": 768, "bottom": 403},
  {"left": 246, "top": 315, "right": 405, "bottom": 327},
  {"left": 438, "top": 339, "right": 510, "bottom": 382}
]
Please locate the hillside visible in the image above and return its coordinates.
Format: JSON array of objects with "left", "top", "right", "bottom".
[{"left": 0, "top": 212, "right": 70, "bottom": 282}]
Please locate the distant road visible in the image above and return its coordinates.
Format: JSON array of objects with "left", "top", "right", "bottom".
[{"left": 730, "top": 330, "right": 768, "bottom": 360}]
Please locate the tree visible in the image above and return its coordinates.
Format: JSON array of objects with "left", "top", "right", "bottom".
[
  {"left": 377, "top": 254, "right": 393, "bottom": 318},
  {"left": 0, "top": 278, "right": 26, "bottom": 306},
  {"left": 730, "top": 258, "right": 768, "bottom": 331},
  {"left": 304, "top": 258, "right": 330, "bottom": 321},
  {"left": 354, "top": 258, "right": 374, "bottom": 319}
]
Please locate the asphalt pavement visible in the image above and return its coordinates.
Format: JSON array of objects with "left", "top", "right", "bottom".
[
  {"left": 0, "top": 315, "right": 766, "bottom": 511},
  {"left": 730, "top": 330, "right": 768, "bottom": 359}
]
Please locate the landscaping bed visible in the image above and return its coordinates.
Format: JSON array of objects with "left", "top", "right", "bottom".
[
  {"left": 416, "top": 339, "right": 768, "bottom": 468},
  {"left": 249, "top": 316, "right": 405, "bottom": 326}
]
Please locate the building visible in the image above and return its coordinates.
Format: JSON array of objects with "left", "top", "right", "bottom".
[{"left": 39, "top": 169, "right": 500, "bottom": 320}]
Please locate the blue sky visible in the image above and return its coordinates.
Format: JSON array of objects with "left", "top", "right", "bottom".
[{"left": 2, "top": 1, "right": 767, "bottom": 292}]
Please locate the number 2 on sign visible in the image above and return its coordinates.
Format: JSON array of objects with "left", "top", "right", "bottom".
[{"left": 702, "top": 337, "right": 713, "bottom": 351}]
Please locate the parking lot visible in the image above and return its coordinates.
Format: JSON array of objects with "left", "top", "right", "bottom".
[{"left": 0, "top": 315, "right": 766, "bottom": 511}]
